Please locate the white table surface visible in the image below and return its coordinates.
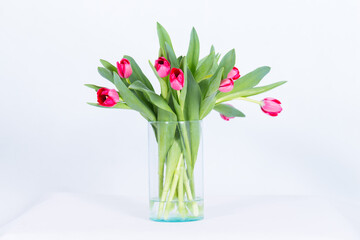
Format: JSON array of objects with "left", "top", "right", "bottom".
[{"left": 0, "top": 193, "right": 359, "bottom": 240}]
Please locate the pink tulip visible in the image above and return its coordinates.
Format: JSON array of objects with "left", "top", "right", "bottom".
[
  {"left": 97, "top": 88, "right": 120, "bottom": 107},
  {"left": 117, "top": 58, "right": 132, "bottom": 78},
  {"left": 261, "top": 97, "right": 282, "bottom": 117},
  {"left": 227, "top": 67, "right": 240, "bottom": 80},
  {"left": 219, "top": 78, "right": 234, "bottom": 92},
  {"left": 220, "top": 114, "right": 234, "bottom": 121},
  {"left": 219, "top": 104, "right": 235, "bottom": 121},
  {"left": 169, "top": 68, "right": 184, "bottom": 90},
  {"left": 155, "top": 57, "right": 171, "bottom": 78}
]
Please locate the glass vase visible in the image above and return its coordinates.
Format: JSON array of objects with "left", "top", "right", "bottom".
[{"left": 148, "top": 121, "right": 203, "bottom": 222}]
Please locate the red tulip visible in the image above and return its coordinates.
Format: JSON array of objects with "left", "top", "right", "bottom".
[
  {"left": 218, "top": 78, "right": 234, "bottom": 92},
  {"left": 219, "top": 104, "right": 235, "bottom": 121},
  {"left": 155, "top": 57, "right": 171, "bottom": 78},
  {"left": 261, "top": 97, "right": 282, "bottom": 116},
  {"left": 117, "top": 58, "right": 132, "bottom": 78},
  {"left": 97, "top": 88, "right": 120, "bottom": 107},
  {"left": 227, "top": 67, "right": 240, "bottom": 80},
  {"left": 169, "top": 68, "right": 184, "bottom": 90}
]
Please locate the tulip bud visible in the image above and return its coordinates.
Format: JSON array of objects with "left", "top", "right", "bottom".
[
  {"left": 117, "top": 58, "right": 133, "bottom": 78},
  {"left": 219, "top": 104, "right": 235, "bottom": 121},
  {"left": 169, "top": 68, "right": 184, "bottom": 90},
  {"left": 155, "top": 57, "right": 171, "bottom": 78},
  {"left": 218, "top": 78, "right": 234, "bottom": 92},
  {"left": 97, "top": 88, "right": 120, "bottom": 107},
  {"left": 260, "top": 97, "right": 282, "bottom": 117},
  {"left": 227, "top": 67, "right": 240, "bottom": 80}
]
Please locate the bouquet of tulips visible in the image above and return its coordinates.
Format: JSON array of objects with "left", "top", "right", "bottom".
[{"left": 85, "top": 23, "right": 286, "bottom": 220}]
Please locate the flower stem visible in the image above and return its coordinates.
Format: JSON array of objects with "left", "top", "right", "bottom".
[
  {"left": 158, "top": 160, "right": 164, "bottom": 199},
  {"left": 183, "top": 170, "right": 199, "bottom": 216},
  {"left": 177, "top": 160, "right": 185, "bottom": 218},
  {"left": 157, "top": 176, "right": 172, "bottom": 218},
  {"left": 178, "top": 124, "right": 193, "bottom": 178},
  {"left": 164, "top": 155, "right": 183, "bottom": 219},
  {"left": 236, "top": 97, "right": 262, "bottom": 105},
  {"left": 177, "top": 90, "right": 181, "bottom": 102}
]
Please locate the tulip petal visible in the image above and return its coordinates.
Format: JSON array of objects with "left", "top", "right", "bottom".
[
  {"left": 157, "top": 65, "right": 170, "bottom": 78},
  {"left": 264, "top": 97, "right": 281, "bottom": 104},
  {"left": 218, "top": 78, "right": 234, "bottom": 92},
  {"left": 261, "top": 97, "right": 282, "bottom": 116},
  {"left": 220, "top": 113, "right": 234, "bottom": 121},
  {"left": 171, "top": 80, "right": 183, "bottom": 91},
  {"left": 97, "top": 87, "right": 119, "bottom": 107},
  {"left": 227, "top": 67, "right": 240, "bottom": 80},
  {"left": 169, "top": 68, "right": 184, "bottom": 90},
  {"left": 117, "top": 58, "right": 133, "bottom": 78}
]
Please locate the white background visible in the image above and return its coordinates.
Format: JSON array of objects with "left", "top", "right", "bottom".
[{"left": 0, "top": 0, "right": 359, "bottom": 228}]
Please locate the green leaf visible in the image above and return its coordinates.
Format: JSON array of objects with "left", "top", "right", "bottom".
[
  {"left": 199, "top": 92, "right": 216, "bottom": 119},
  {"left": 198, "top": 64, "right": 224, "bottom": 119},
  {"left": 98, "top": 67, "right": 113, "bottom": 83},
  {"left": 179, "top": 57, "right": 188, "bottom": 108},
  {"left": 157, "top": 108, "right": 177, "bottom": 122},
  {"left": 123, "top": 55, "right": 154, "bottom": 91},
  {"left": 121, "top": 56, "right": 155, "bottom": 109},
  {"left": 100, "top": 59, "right": 117, "bottom": 73},
  {"left": 177, "top": 55, "right": 183, "bottom": 64},
  {"left": 207, "top": 67, "right": 224, "bottom": 97},
  {"left": 235, "top": 66, "right": 271, "bottom": 90},
  {"left": 216, "top": 66, "right": 271, "bottom": 103},
  {"left": 216, "top": 81, "right": 286, "bottom": 103},
  {"left": 236, "top": 81, "right": 287, "bottom": 97},
  {"left": 129, "top": 81, "right": 175, "bottom": 115},
  {"left": 156, "top": 116, "right": 177, "bottom": 196},
  {"left": 188, "top": 120, "right": 201, "bottom": 170},
  {"left": 218, "top": 49, "right": 235, "bottom": 79},
  {"left": 186, "top": 27, "right": 200, "bottom": 74},
  {"left": 194, "top": 49, "right": 215, "bottom": 82},
  {"left": 158, "top": 47, "right": 166, "bottom": 58},
  {"left": 200, "top": 67, "right": 224, "bottom": 99},
  {"left": 215, "top": 53, "right": 221, "bottom": 62},
  {"left": 181, "top": 69, "right": 202, "bottom": 169},
  {"left": 213, "top": 104, "right": 245, "bottom": 117},
  {"left": 84, "top": 84, "right": 102, "bottom": 92},
  {"left": 165, "top": 42, "right": 179, "bottom": 68},
  {"left": 171, "top": 94, "right": 184, "bottom": 120},
  {"left": 209, "top": 53, "right": 221, "bottom": 75},
  {"left": 157, "top": 22, "right": 174, "bottom": 53},
  {"left": 210, "top": 45, "right": 215, "bottom": 54},
  {"left": 198, "top": 45, "right": 215, "bottom": 66},
  {"left": 113, "top": 73, "right": 156, "bottom": 121},
  {"left": 166, "top": 140, "right": 182, "bottom": 177},
  {"left": 184, "top": 69, "right": 201, "bottom": 120},
  {"left": 87, "top": 102, "right": 131, "bottom": 109},
  {"left": 148, "top": 60, "right": 168, "bottom": 99}
]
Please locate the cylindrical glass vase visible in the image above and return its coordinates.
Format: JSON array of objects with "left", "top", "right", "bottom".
[{"left": 148, "top": 121, "right": 203, "bottom": 222}]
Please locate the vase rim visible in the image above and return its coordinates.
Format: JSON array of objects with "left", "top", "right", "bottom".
[{"left": 148, "top": 120, "right": 202, "bottom": 124}]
